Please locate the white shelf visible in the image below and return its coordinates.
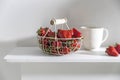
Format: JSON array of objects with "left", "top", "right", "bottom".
[{"left": 4, "top": 47, "right": 120, "bottom": 63}]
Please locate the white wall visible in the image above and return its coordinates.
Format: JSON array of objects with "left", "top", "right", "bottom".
[
  {"left": 0, "top": 0, "right": 120, "bottom": 80},
  {"left": 0, "top": 0, "right": 78, "bottom": 80},
  {"left": 69, "top": 0, "right": 120, "bottom": 46}
]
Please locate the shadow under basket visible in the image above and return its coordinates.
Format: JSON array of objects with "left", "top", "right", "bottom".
[{"left": 37, "top": 36, "right": 83, "bottom": 56}]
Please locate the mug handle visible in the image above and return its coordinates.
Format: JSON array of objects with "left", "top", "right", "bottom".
[{"left": 102, "top": 28, "right": 109, "bottom": 43}]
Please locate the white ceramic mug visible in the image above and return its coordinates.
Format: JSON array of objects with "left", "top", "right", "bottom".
[{"left": 79, "top": 26, "right": 109, "bottom": 50}]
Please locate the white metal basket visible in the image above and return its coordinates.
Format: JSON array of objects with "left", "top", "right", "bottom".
[{"left": 37, "top": 18, "right": 83, "bottom": 56}]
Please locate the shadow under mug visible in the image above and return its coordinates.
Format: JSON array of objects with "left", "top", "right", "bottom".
[{"left": 79, "top": 26, "right": 109, "bottom": 50}]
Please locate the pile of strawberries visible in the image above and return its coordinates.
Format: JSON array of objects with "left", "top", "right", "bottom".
[
  {"left": 106, "top": 44, "right": 120, "bottom": 57},
  {"left": 37, "top": 27, "right": 82, "bottom": 55}
]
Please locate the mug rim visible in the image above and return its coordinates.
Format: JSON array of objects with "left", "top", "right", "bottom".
[{"left": 80, "top": 26, "right": 104, "bottom": 30}]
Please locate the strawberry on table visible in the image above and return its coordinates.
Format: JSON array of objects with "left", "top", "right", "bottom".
[
  {"left": 115, "top": 43, "right": 120, "bottom": 54},
  {"left": 73, "top": 28, "right": 82, "bottom": 38},
  {"left": 105, "top": 46, "right": 119, "bottom": 57}
]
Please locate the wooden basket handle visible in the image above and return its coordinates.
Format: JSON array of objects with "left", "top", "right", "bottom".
[{"left": 50, "top": 18, "right": 67, "bottom": 25}]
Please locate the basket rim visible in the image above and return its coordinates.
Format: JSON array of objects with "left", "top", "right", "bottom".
[{"left": 37, "top": 35, "right": 83, "bottom": 40}]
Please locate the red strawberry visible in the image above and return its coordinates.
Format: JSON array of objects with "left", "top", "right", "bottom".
[
  {"left": 47, "top": 31, "right": 55, "bottom": 37},
  {"left": 52, "top": 41, "right": 62, "bottom": 47},
  {"left": 44, "top": 27, "right": 49, "bottom": 31},
  {"left": 60, "top": 47, "right": 70, "bottom": 54},
  {"left": 105, "top": 46, "right": 119, "bottom": 57},
  {"left": 57, "top": 29, "right": 73, "bottom": 38},
  {"left": 71, "top": 40, "right": 77, "bottom": 47},
  {"left": 37, "top": 27, "right": 46, "bottom": 36},
  {"left": 73, "top": 28, "right": 82, "bottom": 38},
  {"left": 37, "top": 27, "right": 52, "bottom": 36},
  {"left": 51, "top": 47, "right": 57, "bottom": 54},
  {"left": 115, "top": 43, "right": 120, "bottom": 54}
]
